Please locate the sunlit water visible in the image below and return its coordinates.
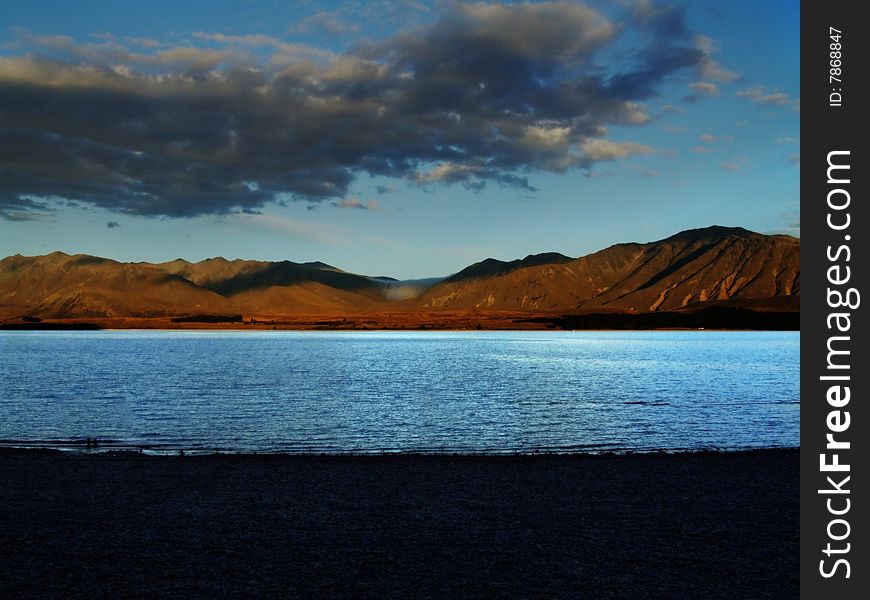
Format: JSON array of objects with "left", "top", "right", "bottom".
[{"left": 0, "top": 330, "right": 799, "bottom": 454}]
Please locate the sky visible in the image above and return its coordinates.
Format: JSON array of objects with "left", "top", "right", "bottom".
[{"left": 0, "top": 0, "right": 799, "bottom": 279}]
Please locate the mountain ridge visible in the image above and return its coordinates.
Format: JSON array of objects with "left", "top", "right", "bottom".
[{"left": 0, "top": 226, "right": 799, "bottom": 319}]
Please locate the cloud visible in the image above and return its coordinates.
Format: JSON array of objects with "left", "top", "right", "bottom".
[
  {"left": 690, "top": 146, "right": 712, "bottom": 154},
  {"left": 693, "top": 36, "right": 739, "bottom": 82},
  {"left": 380, "top": 278, "right": 443, "bottom": 301},
  {"left": 697, "top": 133, "right": 717, "bottom": 143},
  {"left": 788, "top": 153, "right": 800, "bottom": 167},
  {"left": 580, "top": 139, "right": 653, "bottom": 161},
  {"left": 237, "top": 213, "right": 349, "bottom": 246},
  {"left": 786, "top": 216, "right": 800, "bottom": 236},
  {"left": 288, "top": 10, "right": 362, "bottom": 35},
  {"left": 0, "top": 1, "right": 735, "bottom": 220},
  {"left": 776, "top": 136, "right": 798, "bottom": 144},
  {"left": 106, "top": 220, "right": 121, "bottom": 228},
  {"left": 411, "top": 160, "right": 536, "bottom": 191},
  {"left": 0, "top": 195, "right": 58, "bottom": 221},
  {"left": 331, "top": 197, "right": 379, "bottom": 211},
  {"left": 737, "top": 85, "right": 799, "bottom": 109},
  {"left": 769, "top": 210, "right": 800, "bottom": 238},
  {"left": 192, "top": 32, "right": 286, "bottom": 48},
  {"left": 687, "top": 81, "right": 719, "bottom": 96},
  {"left": 718, "top": 161, "right": 742, "bottom": 172},
  {"left": 125, "top": 36, "right": 162, "bottom": 49}
]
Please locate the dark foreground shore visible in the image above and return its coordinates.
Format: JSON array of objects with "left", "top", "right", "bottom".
[{"left": 0, "top": 449, "right": 798, "bottom": 598}]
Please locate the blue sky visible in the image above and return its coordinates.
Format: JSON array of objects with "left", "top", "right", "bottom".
[{"left": 0, "top": 0, "right": 799, "bottom": 279}]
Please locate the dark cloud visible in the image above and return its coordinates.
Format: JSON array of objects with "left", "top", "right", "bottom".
[
  {"left": 0, "top": 1, "right": 730, "bottom": 220},
  {"left": 106, "top": 220, "right": 121, "bottom": 228},
  {"left": 0, "top": 195, "right": 57, "bottom": 221}
]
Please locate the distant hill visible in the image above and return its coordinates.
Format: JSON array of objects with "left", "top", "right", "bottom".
[{"left": 0, "top": 226, "right": 799, "bottom": 319}]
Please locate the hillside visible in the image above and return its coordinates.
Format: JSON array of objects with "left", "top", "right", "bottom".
[
  {"left": 415, "top": 226, "right": 799, "bottom": 313},
  {"left": 0, "top": 226, "right": 799, "bottom": 321},
  {"left": 0, "top": 253, "right": 233, "bottom": 318}
]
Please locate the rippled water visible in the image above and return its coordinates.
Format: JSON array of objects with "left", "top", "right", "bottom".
[{"left": 0, "top": 330, "right": 799, "bottom": 453}]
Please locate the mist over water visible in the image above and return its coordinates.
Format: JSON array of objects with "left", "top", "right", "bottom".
[{"left": 0, "top": 331, "right": 798, "bottom": 454}]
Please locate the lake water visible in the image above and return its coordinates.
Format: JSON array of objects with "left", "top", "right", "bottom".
[{"left": 0, "top": 331, "right": 799, "bottom": 454}]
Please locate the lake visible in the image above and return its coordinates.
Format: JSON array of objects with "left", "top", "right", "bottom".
[{"left": 0, "top": 330, "right": 799, "bottom": 454}]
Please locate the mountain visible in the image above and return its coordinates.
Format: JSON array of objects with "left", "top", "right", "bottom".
[
  {"left": 444, "top": 252, "right": 574, "bottom": 283},
  {"left": 152, "top": 257, "right": 380, "bottom": 297},
  {"left": 150, "top": 257, "right": 385, "bottom": 313},
  {"left": 414, "top": 226, "right": 799, "bottom": 312},
  {"left": 0, "top": 253, "right": 388, "bottom": 318},
  {"left": 0, "top": 226, "right": 799, "bottom": 320},
  {"left": 0, "top": 252, "right": 233, "bottom": 318}
]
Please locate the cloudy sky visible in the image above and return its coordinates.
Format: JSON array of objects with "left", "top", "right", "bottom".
[{"left": 0, "top": 0, "right": 799, "bottom": 279}]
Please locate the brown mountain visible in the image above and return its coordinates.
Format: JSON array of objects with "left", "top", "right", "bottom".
[
  {"left": 414, "top": 226, "right": 799, "bottom": 312},
  {"left": 0, "top": 252, "right": 233, "bottom": 318},
  {"left": 151, "top": 257, "right": 385, "bottom": 313},
  {"left": 443, "top": 252, "right": 574, "bottom": 283},
  {"left": 0, "top": 226, "right": 799, "bottom": 320},
  {"left": 0, "top": 253, "right": 384, "bottom": 318}
]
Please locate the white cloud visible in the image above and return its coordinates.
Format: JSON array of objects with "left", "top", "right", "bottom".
[
  {"left": 239, "top": 213, "right": 350, "bottom": 246},
  {"left": 288, "top": 11, "right": 362, "bottom": 35},
  {"left": 688, "top": 82, "right": 719, "bottom": 96},
  {"left": 695, "top": 35, "right": 739, "bottom": 82},
  {"left": 737, "top": 86, "right": 800, "bottom": 109},
  {"left": 581, "top": 139, "right": 653, "bottom": 161}
]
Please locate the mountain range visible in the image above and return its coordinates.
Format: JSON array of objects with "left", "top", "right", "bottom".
[{"left": 0, "top": 226, "right": 799, "bottom": 321}]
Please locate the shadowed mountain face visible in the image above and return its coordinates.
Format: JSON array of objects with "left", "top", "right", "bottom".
[
  {"left": 154, "top": 258, "right": 379, "bottom": 297},
  {"left": 153, "top": 258, "right": 386, "bottom": 313},
  {"left": 444, "top": 252, "right": 574, "bottom": 283},
  {"left": 0, "top": 226, "right": 799, "bottom": 318}
]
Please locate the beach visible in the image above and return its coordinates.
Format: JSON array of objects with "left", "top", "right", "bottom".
[{"left": 0, "top": 449, "right": 797, "bottom": 598}]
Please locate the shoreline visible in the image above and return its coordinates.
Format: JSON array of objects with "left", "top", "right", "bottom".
[
  {"left": 0, "top": 305, "right": 799, "bottom": 331},
  {"left": 1, "top": 448, "right": 798, "bottom": 597},
  {"left": 0, "top": 445, "right": 799, "bottom": 457}
]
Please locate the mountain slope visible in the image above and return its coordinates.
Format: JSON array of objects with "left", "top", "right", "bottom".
[
  {"left": 445, "top": 252, "right": 574, "bottom": 283},
  {"left": 415, "top": 226, "right": 799, "bottom": 312},
  {"left": 152, "top": 258, "right": 381, "bottom": 298},
  {"left": 0, "top": 226, "right": 799, "bottom": 319},
  {"left": 0, "top": 253, "right": 234, "bottom": 318},
  {"left": 0, "top": 253, "right": 383, "bottom": 318}
]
